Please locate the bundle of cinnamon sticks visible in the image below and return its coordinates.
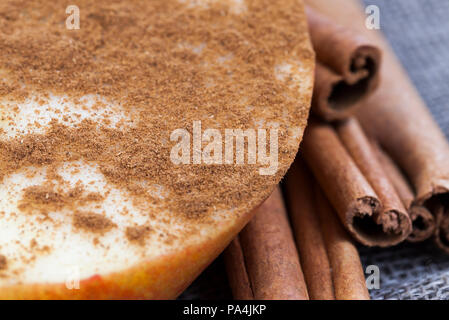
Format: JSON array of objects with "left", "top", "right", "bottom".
[{"left": 223, "top": 0, "right": 449, "bottom": 300}]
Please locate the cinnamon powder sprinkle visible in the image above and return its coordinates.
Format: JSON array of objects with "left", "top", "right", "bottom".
[
  {"left": 0, "top": 255, "right": 7, "bottom": 271},
  {"left": 0, "top": 0, "right": 313, "bottom": 221},
  {"left": 73, "top": 211, "right": 116, "bottom": 234},
  {"left": 18, "top": 183, "right": 103, "bottom": 214},
  {"left": 126, "top": 225, "right": 152, "bottom": 246}
]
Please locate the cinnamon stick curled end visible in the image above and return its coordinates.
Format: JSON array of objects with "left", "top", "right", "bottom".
[
  {"left": 302, "top": 121, "right": 410, "bottom": 247},
  {"left": 346, "top": 197, "right": 410, "bottom": 247},
  {"left": 334, "top": 45, "right": 380, "bottom": 104},
  {"left": 407, "top": 205, "right": 435, "bottom": 243},
  {"left": 307, "top": 7, "right": 381, "bottom": 121}
]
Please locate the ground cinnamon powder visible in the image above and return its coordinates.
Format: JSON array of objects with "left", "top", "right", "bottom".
[
  {"left": 0, "top": 255, "right": 6, "bottom": 270},
  {"left": 0, "top": 0, "right": 312, "bottom": 233},
  {"left": 73, "top": 211, "right": 116, "bottom": 234},
  {"left": 126, "top": 226, "right": 152, "bottom": 246},
  {"left": 19, "top": 183, "right": 103, "bottom": 214}
]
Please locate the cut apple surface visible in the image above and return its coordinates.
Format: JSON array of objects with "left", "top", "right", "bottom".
[{"left": 0, "top": 0, "right": 314, "bottom": 299}]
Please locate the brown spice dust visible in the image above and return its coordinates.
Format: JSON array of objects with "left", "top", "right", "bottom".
[
  {"left": 0, "top": 255, "right": 7, "bottom": 270},
  {"left": 126, "top": 225, "right": 152, "bottom": 245},
  {"left": 73, "top": 211, "right": 116, "bottom": 234},
  {"left": 0, "top": 0, "right": 313, "bottom": 225}
]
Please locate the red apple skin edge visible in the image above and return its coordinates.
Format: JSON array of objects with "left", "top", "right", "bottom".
[{"left": 0, "top": 209, "right": 256, "bottom": 300}]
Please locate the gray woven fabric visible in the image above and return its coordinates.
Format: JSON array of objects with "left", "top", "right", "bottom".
[
  {"left": 364, "top": 0, "right": 449, "bottom": 138},
  {"left": 179, "top": 0, "right": 449, "bottom": 300},
  {"left": 359, "top": 242, "right": 449, "bottom": 300}
]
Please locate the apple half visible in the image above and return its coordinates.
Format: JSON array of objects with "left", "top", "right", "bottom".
[{"left": 0, "top": 0, "right": 314, "bottom": 299}]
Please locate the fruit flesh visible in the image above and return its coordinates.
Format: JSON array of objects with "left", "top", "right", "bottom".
[{"left": 0, "top": 0, "right": 314, "bottom": 298}]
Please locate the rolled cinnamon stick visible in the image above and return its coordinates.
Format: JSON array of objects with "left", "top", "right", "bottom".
[
  {"left": 371, "top": 141, "right": 436, "bottom": 242},
  {"left": 434, "top": 203, "right": 449, "bottom": 252},
  {"left": 224, "top": 187, "right": 309, "bottom": 300},
  {"left": 314, "top": 183, "right": 370, "bottom": 300},
  {"left": 284, "top": 159, "right": 334, "bottom": 300},
  {"left": 223, "top": 237, "right": 253, "bottom": 300},
  {"left": 301, "top": 120, "right": 409, "bottom": 246},
  {"left": 335, "top": 118, "right": 412, "bottom": 240},
  {"left": 305, "top": 6, "right": 381, "bottom": 121},
  {"left": 306, "top": 0, "right": 449, "bottom": 252}
]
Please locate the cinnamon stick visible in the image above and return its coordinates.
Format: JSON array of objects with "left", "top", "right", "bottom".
[
  {"left": 314, "top": 183, "right": 370, "bottom": 300},
  {"left": 434, "top": 203, "right": 449, "bottom": 252},
  {"left": 224, "top": 187, "right": 309, "bottom": 300},
  {"left": 301, "top": 120, "right": 410, "bottom": 246},
  {"left": 371, "top": 141, "right": 436, "bottom": 242},
  {"left": 335, "top": 118, "right": 411, "bottom": 241},
  {"left": 305, "top": 6, "right": 381, "bottom": 121},
  {"left": 223, "top": 237, "right": 253, "bottom": 300},
  {"left": 284, "top": 159, "right": 334, "bottom": 300},
  {"left": 306, "top": 0, "right": 449, "bottom": 252},
  {"left": 285, "top": 158, "right": 370, "bottom": 299}
]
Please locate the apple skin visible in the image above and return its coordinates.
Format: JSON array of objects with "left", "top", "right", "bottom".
[{"left": 0, "top": 208, "right": 257, "bottom": 300}]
